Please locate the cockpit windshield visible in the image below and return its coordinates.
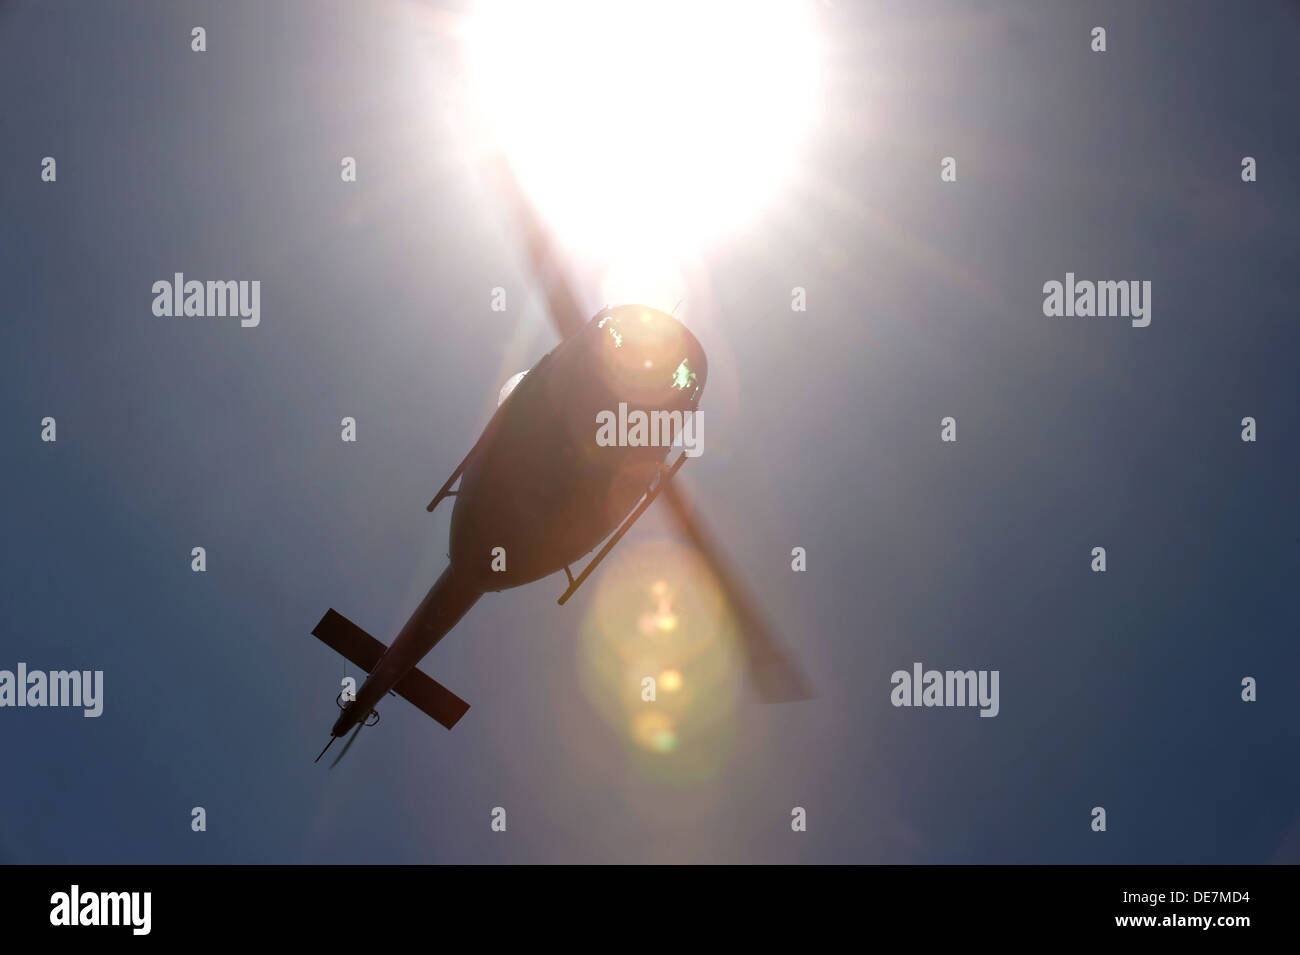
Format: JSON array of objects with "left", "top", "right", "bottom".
[{"left": 590, "top": 306, "right": 706, "bottom": 406}]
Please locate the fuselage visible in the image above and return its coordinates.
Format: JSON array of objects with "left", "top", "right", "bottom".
[{"left": 332, "top": 305, "right": 708, "bottom": 736}]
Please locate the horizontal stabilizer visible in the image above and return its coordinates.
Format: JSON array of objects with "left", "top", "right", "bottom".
[
  {"left": 392, "top": 665, "right": 471, "bottom": 731},
  {"left": 311, "top": 608, "right": 471, "bottom": 730},
  {"left": 312, "top": 609, "right": 387, "bottom": 672}
]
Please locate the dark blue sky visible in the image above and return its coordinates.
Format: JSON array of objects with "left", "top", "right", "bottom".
[{"left": 1, "top": 0, "right": 1297, "bottom": 863}]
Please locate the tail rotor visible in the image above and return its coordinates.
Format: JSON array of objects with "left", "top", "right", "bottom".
[
  {"left": 313, "top": 694, "right": 380, "bottom": 766},
  {"left": 328, "top": 721, "right": 365, "bottom": 769}
]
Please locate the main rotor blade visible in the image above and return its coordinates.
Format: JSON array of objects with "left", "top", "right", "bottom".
[
  {"left": 659, "top": 481, "right": 814, "bottom": 702},
  {"left": 485, "top": 147, "right": 810, "bottom": 701},
  {"left": 490, "top": 154, "right": 587, "bottom": 340}
]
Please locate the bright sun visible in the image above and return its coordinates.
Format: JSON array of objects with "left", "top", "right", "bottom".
[{"left": 462, "top": 0, "right": 822, "bottom": 259}]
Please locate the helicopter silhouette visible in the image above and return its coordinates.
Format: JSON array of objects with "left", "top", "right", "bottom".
[{"left": 312, "top": 158, "right": 811, "bottom": 767}]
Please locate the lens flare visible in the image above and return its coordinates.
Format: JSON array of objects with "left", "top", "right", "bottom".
[
  {"left": 578, "top": 534, "right": 740, "bottom": 778},
  {"left": 634, "top": 711, "right": 678, "bottom": 753}
]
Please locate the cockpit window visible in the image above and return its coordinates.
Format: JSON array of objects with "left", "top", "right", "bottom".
[
  {"left": 590, "top": 306, "right": 706, "bottom": 405},
  {"left": 597, "top": 314, "right": 624, "bottom": 348},
  {"left": 671, "top": 359, "right": 696, "bottom": 392}
]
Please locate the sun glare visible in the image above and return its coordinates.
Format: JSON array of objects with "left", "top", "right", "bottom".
[{"left": 462, "top": 0, "right": 822, "bottom": 258}]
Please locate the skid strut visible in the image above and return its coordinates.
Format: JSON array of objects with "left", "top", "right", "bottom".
[{"left": 557, "top": 452, "right": 689, "bottom": 605}]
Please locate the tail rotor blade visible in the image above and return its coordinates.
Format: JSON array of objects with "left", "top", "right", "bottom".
[
  {"left": 314, "top": 736, "right": 338, "bottom": 764},
  {"left": 329, "top": 722, "right": 365, "bottom": 769}
]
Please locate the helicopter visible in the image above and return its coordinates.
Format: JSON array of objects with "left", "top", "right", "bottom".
[{"left": 311, "top": 158, "right": 812, "bottom": 767}]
